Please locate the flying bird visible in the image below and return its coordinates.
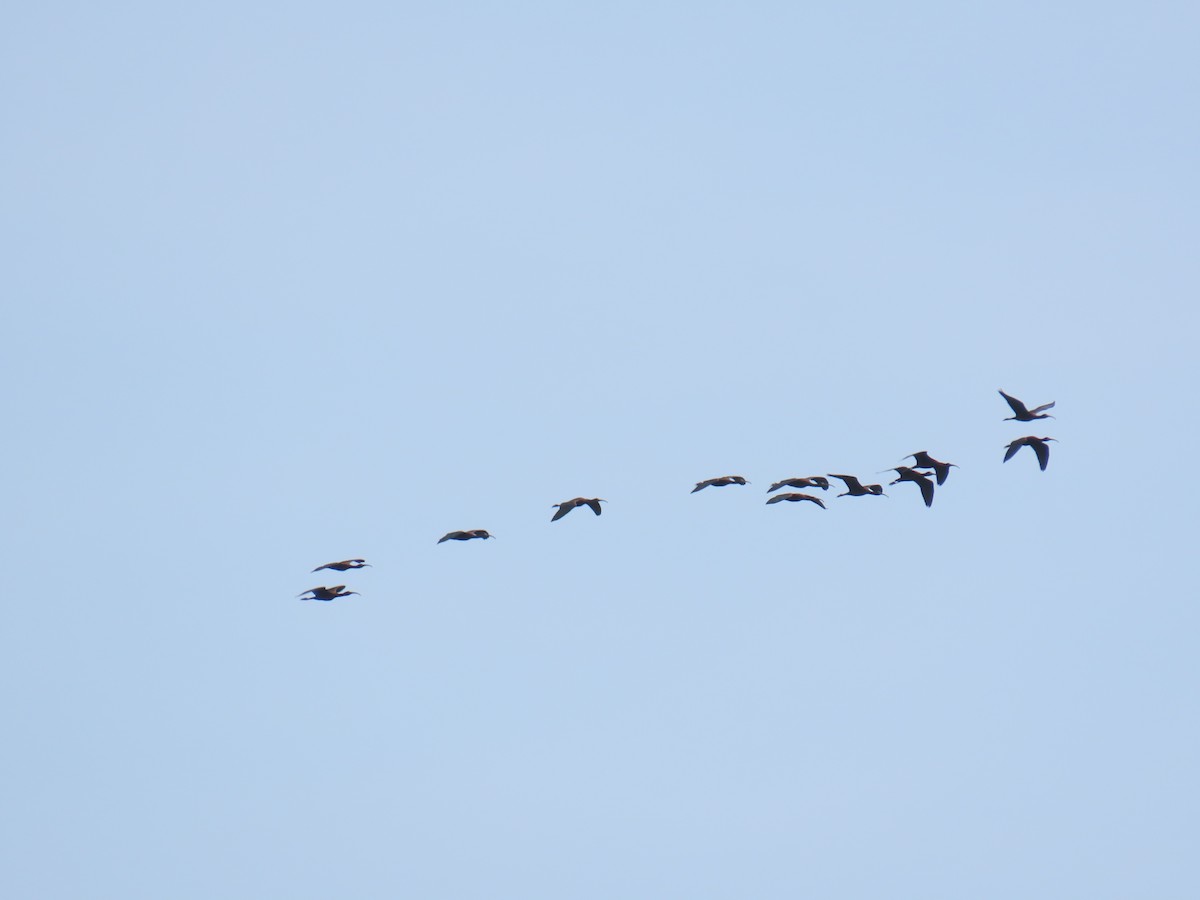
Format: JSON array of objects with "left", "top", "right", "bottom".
[
  {"left": 692, "top": 475, "right": 749, "bottom": 493},
  {"left": 437, "top": 530, "right": 495, "bottom": 543},
  {"left": 903, "top": 451, "right": 957, "bottom": 486},
  {"left": 999, "top": 390, "right": 1056, "bottom": 422},
  {"left": 885, "top": 466, "right": 935, "bottom": 508},
  {"left": 551, "top": 497, "right": 605, "bottom": 521},
  {"left": 297, "top": 585, "right": 360, "bottom": 602},
  {"left": 1003, "top": 436, "right": 1057, "bottom": 471},
  {"left": 767, "top": 476, "right": 830, "bottom": 492},
  {"left": 828, "top": 474, "right": 887, "bottom": 497},
  {"left": 765, "top": 492, "right": 826, "bottom": 509},
  {"left": 311, "top": 559, "right": 371, "bottom": 573}
]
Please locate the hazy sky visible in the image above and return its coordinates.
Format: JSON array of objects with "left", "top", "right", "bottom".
[{"left": 4, "top": 2, "right": 1199, "bottom": 897}]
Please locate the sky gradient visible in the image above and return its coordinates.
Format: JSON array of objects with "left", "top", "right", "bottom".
[{"left": 4, "top": 2, "right": 1199, "bottom": 897}]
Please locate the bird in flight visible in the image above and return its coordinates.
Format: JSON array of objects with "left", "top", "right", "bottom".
[
  {"left": 692, "top": 475, "right": 749, "bottom": 493},
  {"left": 767, "top": 476, "right": 830, "bottom": 492},
  {"left": 999, "top": 390, "right": 1056, "bottom": 422},
  {"left": 311, "top": 559, "right": 371, "bottom": 573},
  {"left": 828, "top": 474, "right": 887, "bottom": 497},
  {"left": 1003, "top": 436, "right": 1057, "bottom": 471},
  {"left": 903, "top": 451, "right": 957, "bottom": 486},
  {"left": 297, "top": 585, "right": 360, "bottom": 602},
  {"left": 551, "top": 497, "right": 606, "bottom": 521},
  {"left": 884, "top": 466, "right": 935, "bottom": 507},
  {"left": 765, "top": 492, "right": 826, "bottom": 509},
  {"left": 438, "top": 529, "right": 495, "bottom": 543}
]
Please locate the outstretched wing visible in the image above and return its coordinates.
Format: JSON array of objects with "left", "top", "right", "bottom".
[
  {"left": 917, "top": 475, "right": 934, "bottom": 507},
  {"left": 692, "top": 480, "right": 711, "bottom": 493},
  {"left": 1029, "top": 401, "right": 1056, "bottom": 416},
  {"left": 1003, "top": 439, "right": 1024, "bottom": 463},
  {"left": 584, "top": 498, "right": 603, "bottom": 516},
  {"left": 1031, "top": 439, "right": 1051, "bottom": 470},
  {"left": 551, "top": 503, "right": 572, "bottom": 521},
  {"left": 828, "top": 473, "right": 864, "bottom": 491},
  {"left": 999, "top": 390, "right": 1030, "bottom": 417}
]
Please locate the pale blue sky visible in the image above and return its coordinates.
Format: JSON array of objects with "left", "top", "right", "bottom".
[{"left": 4, "top": 2, "right": 1199, "bottom": 897}]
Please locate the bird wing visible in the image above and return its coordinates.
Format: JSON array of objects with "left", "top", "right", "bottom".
[
  {"left": 584, "top": 498, "right": 603, "bottom": 516},
  {"left": 768, "top": 481, "right": 784, "bottom": 492},
  {"left": 1003, "top": 439, "right": 1024, "bottom": 462},
  {"left": 1030, "top": 401, "right": 1056, "bottom": 415},
  {"left": 551, "top": 503, "right": 572, "bottom": 521},
  {"left": 311, "top": 564, "right": 331, "bottom": 572},
  {"left": 766, "top": 494, "right": 786, "bottom": 504},
  {"left": 917, "top": 475, "right": 934, "bottom": 507},
  {"left": 805, "top": 494, "right": 827, "bottom": 508},
  {"left": 692, "top": 480, "right": 711, "bottom": 492},
  {"left": 829, "top": 473, "right": 863, "bottom": 490},
  {"left": 932, "top": 462, "right": 950, "bottom": 485},
  {"left": 999, "top": 390, "right": 1030, "bottom": 416},
  {"left": 809, "top": 476, "right": 830, "bottom": 489},
  {"left": 1031, "top": 439, "right": 1051, "bottom": 470},
  {"left": 437, "top": 532, "right": 458, "bottom": 543}
]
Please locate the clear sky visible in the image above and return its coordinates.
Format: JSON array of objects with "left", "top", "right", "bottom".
[{"left": 4, "top": 2, "right": 1199, "bottom": 897}]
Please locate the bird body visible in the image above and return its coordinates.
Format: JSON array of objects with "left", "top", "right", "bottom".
[
  {"left": 885, "top": 466, "right": 935, "bottom": 507},
  {"left": 828, "top": 474, "right": 886, "bottom": 497},
  {"left": 311, "top": 558, "right": 370, "bottom": 572},
  {"left": 765, "top": 492, "right": 826, "bottom": 508},
  {"left": 437, "top": 530, "right": 495, "bottom": 543},
  {"left": 999, "top": 390, "right": 1056, "bottom": 421},
  {"left": 767, "top": 476, "right": 830, "bottom": 492},
  {"left": 692, "top": 475, "right": 749, "bottom": 493},
  {"left": 551, "top": 497, "right": 605, "bottom": 521},
  {"left": 903, "top": 451, "right": 957, "bottom": 486},
  {"left": 1003, "top": 436, "right": 1057, "bottom": 470},
  {"left": 297, "top": 585, "right": 360, "bottom": 601}
]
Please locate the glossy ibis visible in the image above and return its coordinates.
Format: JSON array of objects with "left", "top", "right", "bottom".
[
  {"left": 885, "top": 466, "right": 935, "bottom": 507},
  {"left": 297, "top": 585, "right": 360, "bottom": 602},
  {"left": 767, "top": 476, "right": 830, "bottom": 492},
  {"left": 765, "top": 492, "right": 826, "bottom": 509},
  {"left": 999, "top": 390, "right": 1056, "bottom": 422},
  {"left": 437, "top": 530, "right": 495, "bottom": 543},
  {"left": 903, "top": 451, "right": 957, "bottom": 486},
  {"left": 311, "top": 559, "right": 371, "bottom": 573},
  {"left": 828, "top": 474, "right": 887, "bottom": 498},
  {"left": 1003, "top": 436, "right": 1057, "bottom": 471},
  {"left": 692, "top": 476, "right": 749, "bottom": 493},
  {"left": 551, "top": 497, "right": 605, "bottom": 522}
]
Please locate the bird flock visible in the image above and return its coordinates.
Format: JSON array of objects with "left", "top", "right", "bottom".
[{"left": 297, "top": 390, "right": 1058, "bottom": 601}]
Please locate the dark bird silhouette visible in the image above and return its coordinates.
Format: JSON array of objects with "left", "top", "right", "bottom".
[
  {"left": 765, "top": 492, "right": 826, "bottom": 509},
  {"left": 297, "top": 585, "right": 360, "bottom": 602},
  {"left": 1003, "top": 436, "right": 1057, "bottom": 471},
  {"left": 437, "top": 529, "right": 495, "bottom": 543},
  {"left": 692, "top": 475, "right": 749, "bottom": 493},
  {"left": 828, "top": 474, "right": 887, "bottom": 497},
  {"left": 999, "top": 390, "right": 1056, "bottom": 422},
  {"left": 551, "top": 497, "right": 605, "bottom": 521},
  {"left": 767, "top": 476, "right": 830, "bottom": 492},
  {"left": 311, "top": 559, "right": 371, "bottom": 573},
  {"left": 903, "top": 451, "right": 957, "bottom": 486},
  {"left": 885, "top": 466, "right": 935, "bottom": 507}
]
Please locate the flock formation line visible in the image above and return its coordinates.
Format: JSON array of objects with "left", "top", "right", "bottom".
[{"left": 296, "top": 389, "right": 1058, "bottom": 601}]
